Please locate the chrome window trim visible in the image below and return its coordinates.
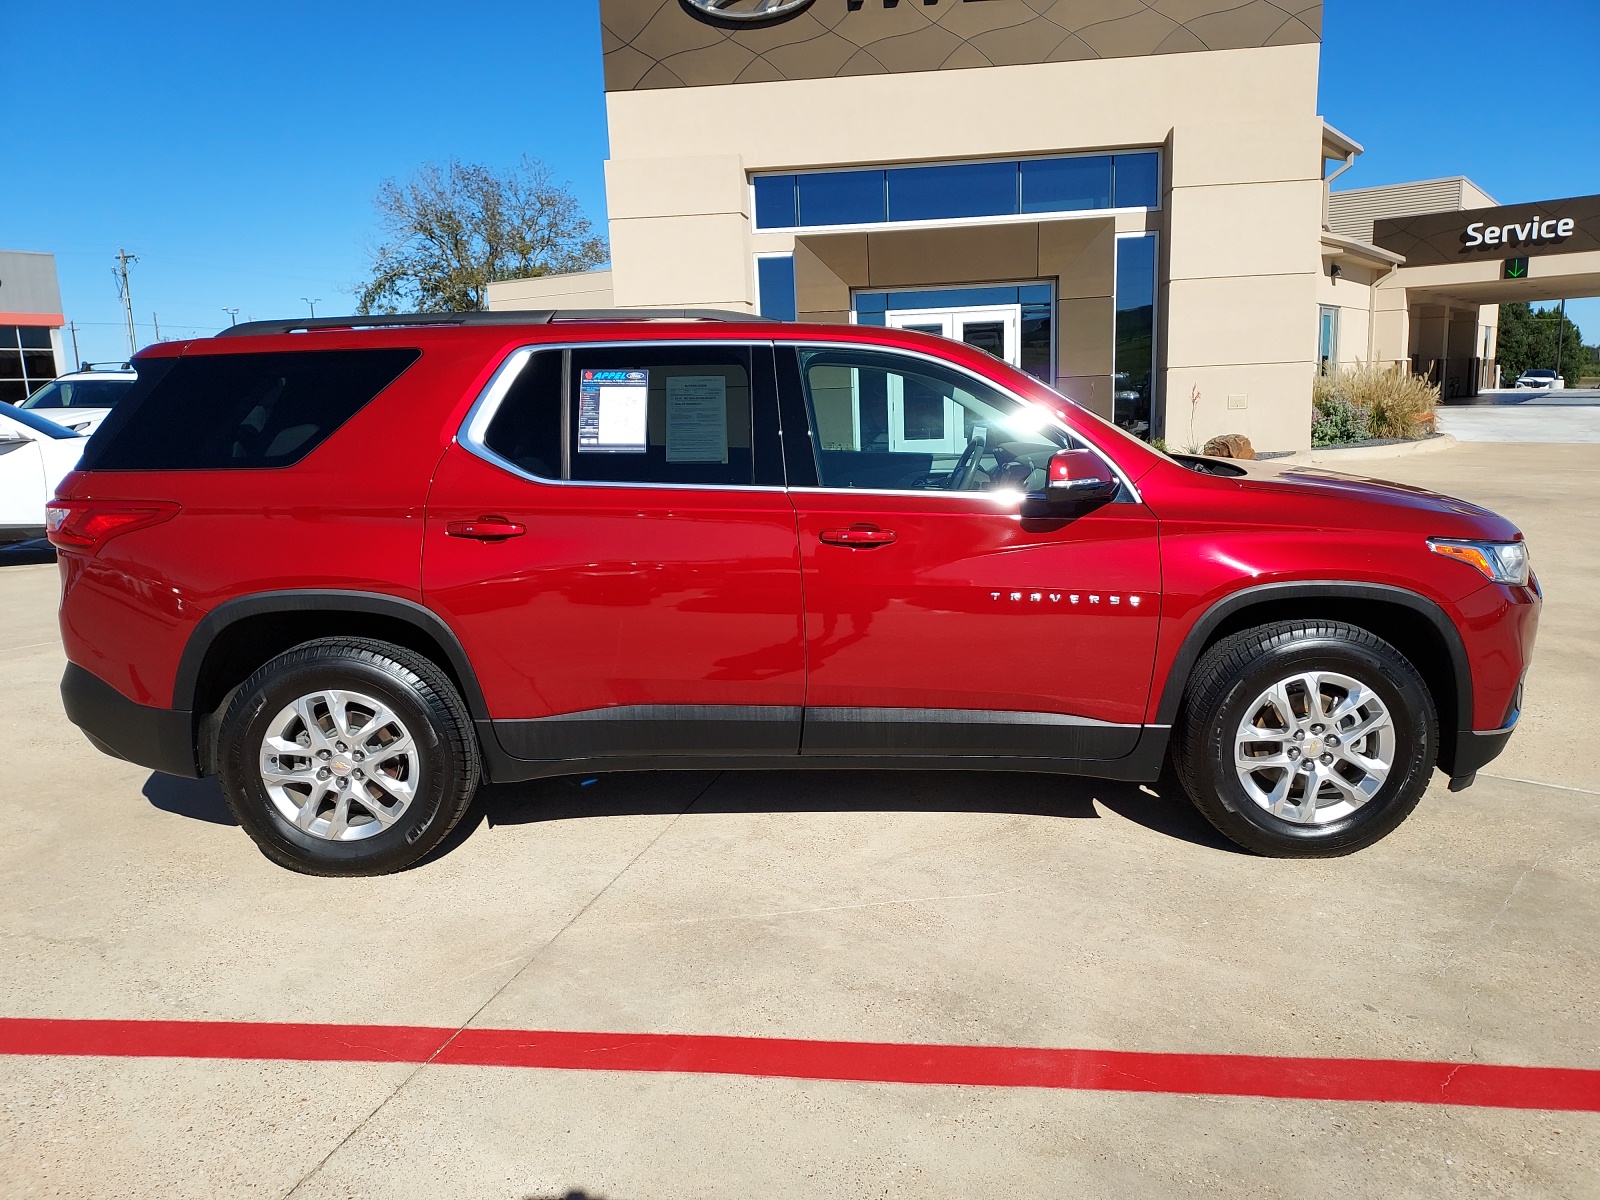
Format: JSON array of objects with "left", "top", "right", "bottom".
[
  {"left": 456, "top": 339, "right": 789, "bottom": 495},
  {"left": 455, "top": 336, "right": 1141, "bottom": 504}
]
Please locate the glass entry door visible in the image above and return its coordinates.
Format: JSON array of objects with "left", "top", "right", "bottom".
[{"left": 885, "top": 305, "right": 1020, "bottom": 453}]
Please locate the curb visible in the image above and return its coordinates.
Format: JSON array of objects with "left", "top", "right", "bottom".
[{"left": 1271, "top": 434, "right": 1458, "bottom": 467}]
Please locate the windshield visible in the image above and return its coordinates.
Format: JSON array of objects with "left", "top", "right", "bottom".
[
  {"left": 0, "top": 400, "right": 84, "bottom": 440},
  {"left": 21, "top": 376, "right": 135, "bottom": 410}
]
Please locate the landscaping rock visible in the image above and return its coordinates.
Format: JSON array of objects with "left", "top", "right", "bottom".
[{"left": 1202, "top": 433, "right": 1256, "bottom": 459}]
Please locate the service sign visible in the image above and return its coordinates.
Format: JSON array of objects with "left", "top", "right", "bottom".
[{"left": 1373, "top": 194, "right": 1600, "bottom": 268}]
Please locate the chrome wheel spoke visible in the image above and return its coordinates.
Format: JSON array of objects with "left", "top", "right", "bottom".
[
  {"left": 1339, "top": 709, "right": 1388, "bottom": 746},
  {"left": 1262, "top": 770, "right": 1296, "bottom": 818},
  {"left": 263, "top": 761, "right": 318, "bottom": 786},
  {"left": 1266, "top": 682, "right": 1297, "bottom": 730},
  {"left": 1326, "top": 682, "right": 1373, "bottom": 727},
  {"left": 327, "top": 691, "right": 367, "bottom": 741},
  {"left": 294, "top": 783, "right": 330, "bottom": 831},
  {"left": 324, "top": 793, "right": 353, "bottom": 840},
  {"left": 291, "top": 696, "right": 328, "bottom": 747},
  {"left": 352, "top": 700, "right": 400, "bottom": 744},
  {"left": 1237, "top": 746, "right": 1296, "bottom": 773},
  {"left": 264, "top": 734, "right": 309, "bottom": 759},
  {"left": 1325, "top": 766, "right": 1379, "bottom": 806},
  {"left": 357, "top": 779, "right": 409, "bottom": 826}
]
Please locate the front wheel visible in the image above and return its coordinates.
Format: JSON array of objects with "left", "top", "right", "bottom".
[
  {"left": 218, "top": 638, "right": 481, "bottom": 876},
  {"left": 1173, "top": 621, "right": 1438, "bottom": 858}
]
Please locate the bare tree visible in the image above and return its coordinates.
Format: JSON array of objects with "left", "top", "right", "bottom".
[{"left": 356, "top": 157, "right": 608, "bottom": 314}]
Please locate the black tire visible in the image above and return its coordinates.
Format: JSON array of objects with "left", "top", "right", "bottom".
[
  {"left": 217, "top": 638, "right": 480, "bottom": 876},
  {"left": 1173, "top": 620, "right": 1437, "bottom": 858}
]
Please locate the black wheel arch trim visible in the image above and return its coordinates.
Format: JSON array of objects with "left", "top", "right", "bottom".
[
  {"left": 1156, "top": 581, "right": 1474, "bottom": 763},
  {"left": 173, "top": 589, "right": 490, "bottom": 721}
]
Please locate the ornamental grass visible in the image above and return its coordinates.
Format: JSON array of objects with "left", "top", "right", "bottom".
[{"left": 1313, "top": 364, "right": 1439, "bottom": 443}]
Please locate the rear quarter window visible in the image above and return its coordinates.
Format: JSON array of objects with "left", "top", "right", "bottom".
[{"left": 80, "top": 348, "right": 420, "bottom": 471}]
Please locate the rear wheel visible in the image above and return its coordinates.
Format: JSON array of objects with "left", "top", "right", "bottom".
[
  {"left": 1173, "top": 621, "right": 1437, "bottom": 858},
  {"left": 218, "top": 638, "right": 480, "bottom": 876}
]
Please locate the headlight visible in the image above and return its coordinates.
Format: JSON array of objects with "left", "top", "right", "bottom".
[{"left": 1428, "top": 538, "right": 1531, "bottom": 586}]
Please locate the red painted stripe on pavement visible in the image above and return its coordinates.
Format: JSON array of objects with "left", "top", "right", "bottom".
[{"left": 2, "top": 1018, "right": 1595, "bottom": 1112}]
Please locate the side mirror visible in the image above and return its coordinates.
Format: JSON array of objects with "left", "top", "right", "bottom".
[{"left": 1044, "top": 449, "right": 1119, "bottom": 503}]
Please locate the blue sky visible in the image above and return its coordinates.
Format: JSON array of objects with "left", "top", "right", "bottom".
[{"left": 1, "top": 0, "right": 1594, "bottom": 366}]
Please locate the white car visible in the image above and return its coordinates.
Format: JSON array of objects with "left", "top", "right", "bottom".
[
  {"left": 0, "top": 402, "right": 87, "bottom": 544},
  {"left": 18, "top": 365, "right": 137, "bottom": 436},
  {"left": 1515, "top": 368, "right": 1563, "bottom": 391}
]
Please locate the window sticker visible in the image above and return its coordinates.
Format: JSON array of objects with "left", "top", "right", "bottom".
[
  {"left": 664, "top": 375, "right": 729, "bottom": 464},
  {"left": 577, "top": 369, "right": 648, "bottom": 453}
]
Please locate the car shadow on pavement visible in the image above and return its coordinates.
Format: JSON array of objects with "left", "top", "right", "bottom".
[
  {"left": 138, "top": 766, "right": 1245, "bottom": 861},
  {"left": 143, "top": 774, "right": 238, "bottom": 825},
  {"left": 471, "top": 766, "right": 1246, "bottom": 856}
]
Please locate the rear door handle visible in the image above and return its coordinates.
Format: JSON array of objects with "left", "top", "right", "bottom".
[
  {"left": 819, "top": 523, "right": 897, "bottom": 548},
  {"left": 446, "top": 517, "right": 526, "bottom": 541}
]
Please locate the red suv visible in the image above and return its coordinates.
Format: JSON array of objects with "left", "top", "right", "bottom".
[{"left": 50, "top": 312, "right": 1539, "bottom": 875}]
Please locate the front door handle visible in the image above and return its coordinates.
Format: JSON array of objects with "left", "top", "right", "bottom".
[
  {"left": 446, "top": 517, "right": 526, "bottom": 541},
  {"left": 819, "top": 523, "right": 897, "bottom": 548}
]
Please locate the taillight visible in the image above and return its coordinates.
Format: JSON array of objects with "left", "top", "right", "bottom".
[{"left": 46, "top": 501, "right": 180, "bottom": 553}]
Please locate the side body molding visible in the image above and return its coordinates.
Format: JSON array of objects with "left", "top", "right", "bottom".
[{"left": 1154, "top": 580, "right": 1474, "bottom": 761}]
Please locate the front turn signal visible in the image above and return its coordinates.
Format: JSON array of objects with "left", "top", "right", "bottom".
[{"left": 1427, "top": 537, "right": 1531, "bottom": 587}]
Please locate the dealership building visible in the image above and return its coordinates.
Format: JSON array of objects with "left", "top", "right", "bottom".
[
  {"left": 490, "top": 0, "right": 1600, "bottom": 450},
  {"left": 0, "top": 250, "right": 66, "bottom": 407}
]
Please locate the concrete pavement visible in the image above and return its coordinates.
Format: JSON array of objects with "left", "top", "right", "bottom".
[
  {"left": 0, "top": 444, "right": 1596, "bottom": 1198},
  {"left": 1440, "top": 390, "right": 1600, "bottom": 442}
]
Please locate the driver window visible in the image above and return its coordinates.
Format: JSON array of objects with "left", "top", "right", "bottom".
[{"left": 796, "top": 347, "right": 1071, "bottom": 493}]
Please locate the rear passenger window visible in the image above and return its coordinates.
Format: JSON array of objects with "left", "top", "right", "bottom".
[
  {"left": 481, "top": 350, "right": 562, "bottom": 479},
  {"left": 567, "top": 346, "right": 755, "bottom": 487},
  {"left": 81, "top": 349, "right": 419, "bottom": 471}
]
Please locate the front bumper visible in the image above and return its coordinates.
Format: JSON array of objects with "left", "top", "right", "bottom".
[
  {"left": 61, "top": 662, "right": 199, "bottom": 779},
  {"left": 1447, "top": 723, "right": 1517, "bottom": 789}
]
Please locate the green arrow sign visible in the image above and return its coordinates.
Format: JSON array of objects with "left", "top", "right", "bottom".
[{"left": 1504, "top": 257, "right": 1529, "bottom": 279}]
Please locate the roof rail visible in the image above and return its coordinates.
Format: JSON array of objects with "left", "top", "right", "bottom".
[{"left": 216, "top": 309, "right": 772, "bottom": 338}]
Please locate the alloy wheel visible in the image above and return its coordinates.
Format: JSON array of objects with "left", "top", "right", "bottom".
[
  {"left": 1233, "top": 670, "right": 1396, "bottom": 826},
  {"left": 258, "top": 689, "right": 419, "bottom": 841}
]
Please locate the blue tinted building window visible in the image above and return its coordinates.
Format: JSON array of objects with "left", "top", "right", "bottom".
[
  {"left": 1114, "top": 234, "right": 1158, "bottom": 438},
  {"left": 753, "top": 175, "right": 798, "bottom": 230},
  {"left": 1113, "top": 153, "right": 1161, "bottom": 209},
  {"left": 1020, "top": 156, "right": 1111, "bottom": 214},
  {"left": 888, "top": 161, "right": 1017, "bottom": 222},
  {"left": 756, "top": 256, "right": 796, "bottom": 322},
  {"left": 797, "top": 170, "right": 885, "bottom": 226},
  {"left": 753, "top": 152, "right": 1158, "bottom": 230}
]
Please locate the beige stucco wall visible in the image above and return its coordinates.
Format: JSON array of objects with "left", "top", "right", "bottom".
[
  {"left": 601, "top": 41, "right": 1325, "bottom": 450},
  {"left": 487, "top": 269, "right": 615, "bottom": 310}
]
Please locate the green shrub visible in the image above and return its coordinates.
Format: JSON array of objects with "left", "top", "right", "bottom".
[
  {"left": 1311, "top": 395, "right": 1369, "bottom": 447},
  {"left": 1313, "top": 364, "right": 1438, "bottom": 442}
]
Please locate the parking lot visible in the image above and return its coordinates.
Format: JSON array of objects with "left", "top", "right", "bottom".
[
  {"left": 1440, "top": 391, "right": 1600, "bottom": 443},
  {"left": 1, "top": 441, "right": 1595, "bottom": 1198}
]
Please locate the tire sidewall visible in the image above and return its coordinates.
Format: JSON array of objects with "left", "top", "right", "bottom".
[
  {"left": 221, "top": 653, "right": 457, "bottom": 873},
  {"left": 1199, "top": 634, "right": 1434, "bottom": 851}
]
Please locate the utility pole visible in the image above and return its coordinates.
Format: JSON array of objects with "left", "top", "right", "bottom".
[
  {"left": 113, "top": 249, "right": 138, "bottom": 355},
  {"left": 68, "top": 321, "right": 80, "bottom": 368},
  {"left": 152, "top": 312, "right": 163, "bottom": 342},
  {"left": 1555, "top": 298, "right": 1567, "bottom": 384},
  {"left": 301, "top": 296, "right": 322, "bottom": 317},
  {"left": 222, "top": 307, "right": 239, "bottom": 326}
]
